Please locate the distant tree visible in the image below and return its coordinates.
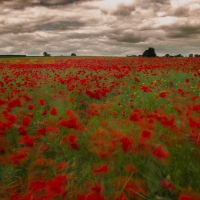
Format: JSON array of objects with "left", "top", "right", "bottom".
[
  {"left": 195, "top": 54, "right": 200, "bottom": 57},
  {"left": 43, "top": 52, "right": 51, "bottom": 56},
  {"left": 189, "top": 54, "right": 193, "bottom": 57},
  {"left": 142, "top": 47, "right": 157, "bottom": 57},
  {"left": 71, "top": 53, "right": 76, "bottom": 56},
  {"left": 165, "top": 54, "right": 170, "bottom": 57},
  {"left": 175, "top": 54, "right": 183, "bottom": 57},
  {"left": 43, "top": 52, "right": 47, "bottom": 56}
]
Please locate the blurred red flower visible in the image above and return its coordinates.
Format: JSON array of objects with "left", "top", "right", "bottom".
[
  {"left": 115, "top": 194, "right": 128, "bottom": 200},
  {"left": 141, "top": 130, "right": 153, "bottom": 139},
  {"left": 179, "top": 195, "right": 194, "bottom": 200},
  {"left": 38, "top": 98, "right": 46, "bottom": 106},
  {"left": 50, "top": 107, "right": 58, "bottom": 115},
  {"left": 92, "top": 165, "right": 108, "bottom": 174},
  {"left": 120, "top": 137, "right": 134, "bottom": 153},
  {"left": 19, "top": 135, "right": 34, "bottom": 147},
  {"left": 22, "top": 117, "right": 31, "bottom": 126},
  {"left": 10, "top": 152, "right": 27, "bottom": 165},
  {"left": 152, "top": 145, "right": 169, "bottom": 159},
  {"left": 28, "top": 104, "right": 34, "bottom": 110}
]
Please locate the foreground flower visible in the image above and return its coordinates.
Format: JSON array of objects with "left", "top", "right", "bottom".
[
  {"left": 19, "top": 135, "right": 34, "bottom": 147},
  {"left": 160, "top": 180, "right": 174, "bottom": 191},
  {"left": 120, "top": 137, "right": 134, "bottom": 153},
  {"left": 22, "top": 116, "right": 31, "bottom": 126},
  {"left": 92, "top": 165, "right": 109, "bottom": 174},
  {"left": 115, "top": 194, "right": 128, "bottom": 200},
  {"left": 68, "top": 134, "right": 79, "bottom": 150},
  {"left": 50, "top": 107, "right": 58, "bottom": 115},
  {"left": 10, "top": 152, "right": 27, "bottom": 165},
  {"left": 59, "top": 109, "right": 84, "bottom": 130},
  {"left": 152, "top": 145, "right": 169, "bottom": 159},
  {"left": 140, "top": 130, "right": 153, "bottom": 142},
  {"left": 179, "top": 195, "right": 194, "bottom": 200}
]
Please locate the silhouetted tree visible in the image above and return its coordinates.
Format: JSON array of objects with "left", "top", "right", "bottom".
[
  {"left": 142, "top": 47, "right": 157, "bottom": 57},
  {"left": 175, "top": 54, "right": 183, "bottom": 57},
  {"left": 165, "top": 54, "right": 170, "bottom": 57},
  {"left": 43, "top": 52, "right": 51, "bottom": 56},
  {"left": 71, "top": 53, "right": 76, "bottom": 56}
]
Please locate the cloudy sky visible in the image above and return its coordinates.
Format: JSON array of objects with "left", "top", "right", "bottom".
[{"left": 0, "top": 0, "right": 200, "bottom": 56}]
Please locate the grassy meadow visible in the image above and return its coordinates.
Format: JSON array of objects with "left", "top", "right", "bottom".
[{"left": 0, "top": 57, "right": 200, "bottom": 200}]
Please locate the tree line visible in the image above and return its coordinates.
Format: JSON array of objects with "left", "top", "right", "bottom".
[
  {"left": 43, "top": 52, "right": 76, "bottom": 57},
  {"left": 127, "top": 47, "right": 200, "bottom": 58},
  {"left": 43, "top": 48, "right": 200, "bottom": 58}
]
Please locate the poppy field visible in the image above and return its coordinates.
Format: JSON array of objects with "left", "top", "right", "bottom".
[{"left": 0, "top": 57, "right": 200, "bottom": 200}]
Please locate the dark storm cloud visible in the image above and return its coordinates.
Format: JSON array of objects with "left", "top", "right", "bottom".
[
  {"left": 143, "top": 0, "right": 170, "bottom": 4},
  {"left": 172, "top": 7, "right": 189, "bottom": 17},
  {"left": 0, "top": 0, "right": 95, "bottom": 8},
  {"left": 101, "top": 2, "right": 135, "bottom": 17},
  {"left": 164, "top": 23, "right": 200, "bottom": 38},
  {"left": 100, "top": 0, "right": 170, "bottom": 17},
  {"left": 35, "top": 0, "right": 100, "bottom": 8},
  {"left": 38, "top": 21, "right": 85, "bottom": 31},
  {"left": 134, "top": 0, "right": 170, "bottom": 11},
  {"left": 112, "top": 3, "right": 135, "bottom": 16},
  {"left": 108, "top": 30, "right": 145, "bottom": 43}
]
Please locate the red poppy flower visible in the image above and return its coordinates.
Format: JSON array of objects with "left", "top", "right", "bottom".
[
  {"left": 10, "top": 152, "right": 27, "bottom": 165},
  {"left": 179, "top": 195, "right": 194, "bottom": 200},
  {"left": 38, "top": 98, "right": 46, "bottom": 106},
  {"left": 120, "top": 137, "right": 134, "bottom": 153},
  {"left": 92, "top": 165, "right": 108, "bottom": 173},
  {"left": 50, "top": 107, "right": 58, "bottom": 115},
  {"left": 141, "top": 130, "right": 153, "bottom": 139},
  {"left": 22, "top": 117, "right": 31, "bottom": 126},
  {"left": 36, "top": 128, "right": 47, "bottom": 135},
  {"left": 115, "top": 194, "right": 128, "bottom": 200},
  {"left": 19, "top": 135, "right": 34, "bottom": 147},
  {"left": 28, "top": 104, "right": 34, "bottom": 110},
  {"left": 42, "top": 110, "right": 47, "bottom": 115},
  {"left": 152, "top": 145, "right": 169, "bottom": 159}
]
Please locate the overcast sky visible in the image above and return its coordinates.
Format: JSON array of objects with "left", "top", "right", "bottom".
[{"left": 0, "top": 0, "right": 200, "bottom": 56}]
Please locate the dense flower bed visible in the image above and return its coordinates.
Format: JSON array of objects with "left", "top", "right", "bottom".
[{"left": 0, "top": 57, "right": 200, "bottom": 199}]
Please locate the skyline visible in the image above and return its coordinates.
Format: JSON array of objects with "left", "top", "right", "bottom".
[{"left": 0, "top": 0, "right": 200, "bottom": 56}]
